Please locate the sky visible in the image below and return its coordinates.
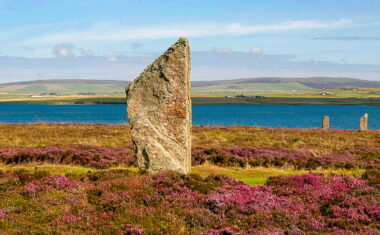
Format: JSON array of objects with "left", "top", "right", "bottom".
[{"left": 0, "top": 0, "right": 379, "bottom": 82}]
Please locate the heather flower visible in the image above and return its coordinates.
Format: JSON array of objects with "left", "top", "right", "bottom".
[
  {"left": 0, "top": 146, "right": 134, "bottom": 169},
  {"left": 0, "top": 206, "right": 16, "bottom": 218},
  {"left": 192, "top": 147, "right": 374, "bottom": 169},
  {"left": 41, "top": 175, "right": 80, "bottom": 189},
  {"left": 24, "top": 183, "right": 40, "bottom": 194},
  {"left": 310, "top": 218, "right": 323, "bottom": 230},
  {"left": 1, "top": 166, "right": 379, "bottom": 234}
]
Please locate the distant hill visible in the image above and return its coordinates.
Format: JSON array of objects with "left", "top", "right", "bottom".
[
  {"left": 2, "top": 79, "right": 128, "bottom": 86},
  {"left": 192, "top": 77, "right": 380, "bottom": 89},
  {"left": 0, "top": 79, "right": 129, "bottom": 95},
  {"left": 1, "top": 77, "right": 380, "bottom": 95}
]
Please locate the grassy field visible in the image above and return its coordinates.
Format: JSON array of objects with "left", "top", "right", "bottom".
[
  {"left": 0, "top": 83, "right": 124, "bottom": 95},
  {"left": 0, "top": 95, "right": 126, "bottom": 104},
  {"left": 0, "top": 124, "right": 378, "bottom": 233},
  {"left": 2, "top": 78, "right": 380, "bottom": 96},
  {"left": 191, "top": 82, "right": 313, "bottom": 95},
  {"left": 192, "top": 88, "right": 380, "bottom": 98},
  {"left": 0, "top": 163, "right": 365, "bottom": 186},
  {"left": 0, "top": 87, "right": 379, "bottom": 105},
  {"left": 251, "top": 88, "right": 380, "bottom": 98}
]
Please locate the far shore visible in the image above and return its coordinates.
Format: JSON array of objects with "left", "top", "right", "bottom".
[{"left": 0, "top": 96, "right": 380, "bottom": 106}]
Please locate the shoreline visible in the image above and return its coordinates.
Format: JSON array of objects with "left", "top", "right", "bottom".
[{"left": 0, "top": 96, "right": 379, "bottom": 105}]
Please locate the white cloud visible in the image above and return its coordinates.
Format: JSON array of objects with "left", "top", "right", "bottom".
[
  {"left": 81, "top": 49, "right": 94, "bottom": 56},
  {"left": 52, "top": 43, "right": 75, "bottom": 57},
  {"left": 107, "top": 55, "right": 118, "bottom": 62},
  {"left": 1, "top": 51, "right": 380, "bottom": 83},
  {"left": 52, "top": 43, "right": 94, "bottom": 57},
  {"left": 22, "top": 19, "right": 353, "bottom": 45},
  {"left": 225, "top": 20, "right": 350, "bottom": 35},
  {"left": 250, "top": 48, "right": 263, "bottom": 54}
]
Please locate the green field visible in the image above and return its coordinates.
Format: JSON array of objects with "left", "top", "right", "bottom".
[
  {"left": 2, "top": 78, "right": 380, "bottom": 97},
  {"left": 1, "top": 79, "right": 380, "bottom": 105},
  {"left": 192, "top": 82, "right": 313, "bottom": 94},
  {"left": 0, "top": 82, "right": 313, "bottom": 95},
  {"left": 0, "top": 83, "right": 124, "bottom": 95}
]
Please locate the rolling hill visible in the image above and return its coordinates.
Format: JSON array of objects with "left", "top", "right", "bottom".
[
  {"left": 191, "top": 77, "right": 380, "bottom": 89},
  {"left": 1, "top": 77, "right": 380, "bottom": 95},
  {"left": 0, "top": 79, "right": 127, "bottom": 95}
]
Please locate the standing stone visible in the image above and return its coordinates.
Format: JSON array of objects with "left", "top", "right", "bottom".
[
  {"left": 126, "top": 37, "right": 192, "bottom": 174},
  {"left": 322, "top": 116, "right": 329, "bottom": 129},
  {"left": 360, "top": 113, "right": 368, "bottom": 131}
]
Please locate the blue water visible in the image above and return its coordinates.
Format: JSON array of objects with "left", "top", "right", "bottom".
[{"left": 0, "top": 104, "right": 378, "bottom": 130}]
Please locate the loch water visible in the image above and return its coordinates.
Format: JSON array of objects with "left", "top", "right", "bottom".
[{"left": 0, "top": 104, "right": 379, "bottom": 130}]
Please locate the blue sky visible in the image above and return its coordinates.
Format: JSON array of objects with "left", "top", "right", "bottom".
[{"left": 0, "top": 0, "right": 379, "bottom": 82}]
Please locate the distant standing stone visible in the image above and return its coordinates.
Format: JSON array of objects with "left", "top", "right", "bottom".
[
  {"left": 360, "top": 113, "right": 368, "bottom": 131},
  {"left": 126, "top": 37, "right": 192, "bottom": 174},
  {"left": 322, "top": 116, "right": 329, "bottom": 129}
]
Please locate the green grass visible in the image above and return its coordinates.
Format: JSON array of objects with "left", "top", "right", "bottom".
[
  {"left": 0, "top": 83, "right": 123, "bottom": 94},
  {"left": 0, "top": 85, "right": 379, "bottom": 105},
  {"left": 62, "top": 84, "right": 121, "bottom": 93},
  {"left": 192, "top": 164, "right": 365, "bottom": 185},
  {"left": 0, "top": 163, "right": 365, "bottom": 186},
  {"left": 0, "top": 96, "right": 126, "bottom": 104},
  {"left": 0, "top": 94, "right": 30, "bottom": 99},
  {"left": 258, "top": 89, "right": 380, "bottom": 98},
  {"left": 11, "top": 84, "right": 50, "bottom": 93},
  {"left": 192, "top": 82, "right": 313, "bottom": 94}
]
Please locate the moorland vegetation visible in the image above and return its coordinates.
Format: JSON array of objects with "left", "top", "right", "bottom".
[{"left": 0, "top": 124, "right": 379, "bottom": 234}]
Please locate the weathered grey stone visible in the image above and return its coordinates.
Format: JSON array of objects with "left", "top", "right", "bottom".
[
  {"left": 322, "top": 116, "right": 329, "bottom": 129},
  {"left": 360, "top": 113, "right": 368, "bottom": 131},
  {"left": 126, "top": 37, "right": 192, "bottom": 174}
]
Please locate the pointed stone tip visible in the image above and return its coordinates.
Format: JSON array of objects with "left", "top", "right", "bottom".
[
  {"left": 178, "top": 36, "right": 188, "bottom": 41},
  {"left": 175, "top": 37, "right": 189, "bottom": 46}
]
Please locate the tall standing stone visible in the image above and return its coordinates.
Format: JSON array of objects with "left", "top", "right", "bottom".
[
  {"left": 322, "top": 116, "right": 329, "bottom": 129},
  {"left": 360, "top": 113, "right": 368, "bottom": 131},
  {"left": 126, "top": 37, "right": 192, "bottom": 174}
]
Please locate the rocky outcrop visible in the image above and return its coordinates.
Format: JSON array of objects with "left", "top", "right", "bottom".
[{"left": 126, "top": 37, "right": 192, "bottom": 174}]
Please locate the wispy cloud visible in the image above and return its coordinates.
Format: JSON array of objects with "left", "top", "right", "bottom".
[
  {"left": 52, "top": 43, "right": 94, "bottom": 57},
  {"left": 107, "top": 55, "right": 118, "bottom": 62},
  {"left": 52, "top": 43, "right": 75, "bottom": 58},
  {"left": 21, "top": 19, "right": 353, "bottom": 45},
  {"left": 312, "top": 36, "right": 380, "bottom": 41},
  {"left": 224, "top": 19, "right": 350, "bottom": 35},
  {"left": 1, "top": 51, "right": 380, "bottom": 82}
]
